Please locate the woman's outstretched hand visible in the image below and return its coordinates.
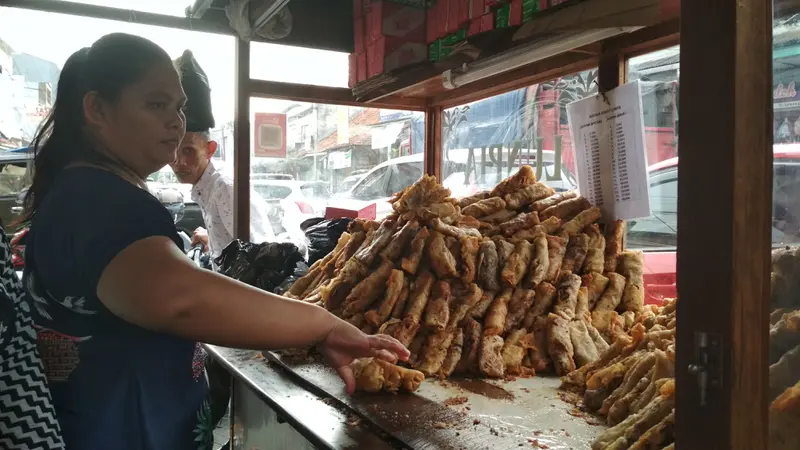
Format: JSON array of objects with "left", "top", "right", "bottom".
[{"left": 317, "top": 320, "right": 410, "bottom": 394}]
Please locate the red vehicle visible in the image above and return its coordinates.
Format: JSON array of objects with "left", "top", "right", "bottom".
[{"left": 637, "top": 146, "right": 800, "bottom": 304}]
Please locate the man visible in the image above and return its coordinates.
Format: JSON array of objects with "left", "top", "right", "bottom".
[{"left": 171, "top": 50, "right": 274, "bottom": 259}]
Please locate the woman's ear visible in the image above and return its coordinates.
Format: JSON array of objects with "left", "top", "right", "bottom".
[{"left": 82, "top": 91, "right": 110, "bottom": 128}]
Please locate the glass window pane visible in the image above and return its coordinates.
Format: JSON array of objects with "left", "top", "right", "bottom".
[
  {"left": 248, "top": 98, "right": 425, "bottom": 249},
  {"left": 441, "top": 70, "right": 596, "bottom": 199},
  {"left": 770, "top": 8, "right": 800, "bottom": 446},
  {"left": 0, "top": 8, "right": 234, "bottom": 236}
]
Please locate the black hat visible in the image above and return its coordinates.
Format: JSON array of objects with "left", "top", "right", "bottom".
[{"left": 174, "top": 50, "right": 215, "bottom": 132}]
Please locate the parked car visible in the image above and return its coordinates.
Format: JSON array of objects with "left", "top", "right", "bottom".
[
  {"left": 337, "top": 173, "right": 366, "bottom": 194},
  {"left": 251, "top": 180, "right": 331, "bottom": 217},
  {"left": 334, "top": 148, "right": 577, "bottom": 219},
  {"left": 632, "top": 145, "right": 800, "bottom": 303},
  {"left": 251, "top": 173, "right": 295, "bottom": 181}
]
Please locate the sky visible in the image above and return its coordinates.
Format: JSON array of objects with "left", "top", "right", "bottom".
[{"left": 0, "top": 1, "right": 349, "bottom": 124}]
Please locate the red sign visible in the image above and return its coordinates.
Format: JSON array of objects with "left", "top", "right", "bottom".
[
  {"left": 775, "top": 82, "right": 797, "bottom": 100},
  {"left": 253, "top": 113, "right": 287, "bottom": 158}
]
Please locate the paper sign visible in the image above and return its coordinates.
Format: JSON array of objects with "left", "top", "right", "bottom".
[{"left": 565, "top": 80, "right": 651, "bottom": 221}]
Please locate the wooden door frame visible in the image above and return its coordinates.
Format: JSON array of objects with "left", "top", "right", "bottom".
[{"left": 675, "top": 0, "right": 773, "bottom": 448}]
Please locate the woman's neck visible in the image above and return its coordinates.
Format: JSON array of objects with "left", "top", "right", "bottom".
[{"left": 68, "top": 162, "right": 148, "bottom": 190}]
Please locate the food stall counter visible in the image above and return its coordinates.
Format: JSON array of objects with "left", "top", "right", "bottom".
[{"left": 206, "top": 345, "right": 603, "bottom": 450}]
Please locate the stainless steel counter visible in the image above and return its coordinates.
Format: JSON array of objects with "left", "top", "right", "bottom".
[{"left": 206, "top": 345, "right": 603, "bottom": 450}]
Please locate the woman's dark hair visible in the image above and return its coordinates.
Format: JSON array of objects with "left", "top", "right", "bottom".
[{"left": 20, "top": 33, "right": 173, "bottom": 223}]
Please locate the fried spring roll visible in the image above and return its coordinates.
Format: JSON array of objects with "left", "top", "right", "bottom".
[
  {"left": 545, "top": 234, "right": 569, "bottom": 282},
  {"left": 529, "top": 281, "right": 558, "bottom": 318},
  {"left": 498, "top": 212, "right": 540, "bottom": 237},
  {"left": 595, "top": 273, "right": 627, "bottom": 312},
  {"left": 352, "top": 358, "right": 425, "bottom": 393},
  {"left": 505, "top": 183, "right": 555, "bottom": 210},
  {"left": 604, "top": 220, "right": 626, "bottom": 273},
  {"left": 583, "top": 227, "right": 606, "bottom": 274},
  {"left": 503, "top": 329, "right": 535, "bottom": 375},
  {"left": 570, "top": 319, "right": 600, "bottom": 368},
  {"left": 491, "top": 165, "right": 536, "bottom": 198},
  {"left": 461, "top": 236, "right": 480, "bottom": 284},
  {"left": 448, "top": 283, "right": 483, "bottom": 329},
  {"left": 531, "top": 190, "right": 578, "bottom": 212},
  {"left": 562, "top": 207, "right": 602, "bottom": 235},
  {"left": 395, "top": 317, "right": 422, "bottom": 348},
  {"left": 528, "top": 231, "right": 549, "bottom": 286},
  {"left": 377, "top": 318, "right": 402, "bottom": 337},
  {"left": 390, "top": 278, "right": 412, "bottom": 319},
  {"left": 404, "top": 271, "right": 435, "bottom": 321},
  {"left": 560, "top": 233, "right": 590, "bottom": 275},
  {"left": 427, "top": 231, "right": 458, "bottom": 279},
  {"left": 463, "top": 197, "right": 507, "bottom": 218},
  {"left": 505, "top": 288, "right": 536, "bottom": 332},
  {"left": 583, "top": 272, "right": 610, "bottom": 310},
  {"left": 575, "top": 286, "right": 590, "bottom": 320},
  {"left": 381, "top": 220, "right": 420, "bottom": 260},
  {"left": 401, "top": 227, "right": 430, "bottom": 274},
  {"left": 458, "top": 191, "right": 491, "bottom": 209},
  {"left": 547, "top": 313, "right": 576, "bottom": 376},
  {"left": 494, "top": 237, "right": 516, "bottom": 267},
  {"left": 618, "top": 250, "right": 645, "bottom": 313},
  {"left": 342, "top": 260, "right": 395, "bottom": 317},
  {"left": 482, "top": 209, "right": 518, "bottom": 224},
  {"left": 354, "top": 220, "right": 396, "bottom": 266},
  {"left": 469, "top": 290, "right": 496, "bottom": 320},
  {"left": 417, "top": 330, "right": 455, "bottom": 376},
  {"left": 484, "top": 288, "right": 513, "bottom": 335},
  {"left": 432, "top": 217, "right": 482, "bottom": 239},
  {"left": 456, "top": 318, "right": 483, "bottom": 374},
  {"left": 501, "top": 239, "right": 535, "bottom": 287},
  {"left": 528, "top": 316, "right": 552, "bottom": 372},
  {"left": 405, "top": 331, "right": 427, "bottom": 367},
  {"left": 365, "top": 269, "right": 406, "bottom": 327},
  {"left": 479, "top": 334, "right": 506, "bottom": 378},
  {"left": 553, "top": 273, "right": 582, "bottom": 320},
  {"left": 446, "top": 236, "right": 462, "bottom": 270},
  {"left": 424, "top": 281, "right": 452, "bottom": 331},
  {"left": 478, "top": 240, "right": 500, "bottom": 291},
  {"left": 439, "top": 328, "right": 464, "bottom": 378},
  {"left": 540, "top": 196, "right": 592, "bottom": 221}
]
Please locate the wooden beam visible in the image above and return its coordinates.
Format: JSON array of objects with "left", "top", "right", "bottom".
[
  {"left": 1, "top": 0, "right": 234, "bottom": 35},
  {"left": 234, "top": 39, "right": 252, "bottom": 242},
  {"left": 676, "top": 0, "right": 772, "bottom": 449},
  {"left": 249, "top": 79, "right": 426, "bottom": 111}
]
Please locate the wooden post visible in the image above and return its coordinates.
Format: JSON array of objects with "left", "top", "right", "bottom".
[
  {"left": 676, "top": 0, "right": 772, "bottom": 448},
  {"left": 425, "top": 106, "right": 443, "bottom": 180},
  {"left": 233, "top": 38, "right": 251, "bottom": 241}
]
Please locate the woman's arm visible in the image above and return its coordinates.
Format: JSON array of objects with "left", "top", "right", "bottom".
[{"left": 97, "top": 235, "right": 337, "bottom": 349}]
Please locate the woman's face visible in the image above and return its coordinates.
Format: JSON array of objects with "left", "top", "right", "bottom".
[{"left": 89, "top": 62, "right": 187, "bottom": 177}]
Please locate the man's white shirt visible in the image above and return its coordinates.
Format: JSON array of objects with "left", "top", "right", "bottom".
[{"left": 191, "top": 161, "right": 274, "bottom": 259}]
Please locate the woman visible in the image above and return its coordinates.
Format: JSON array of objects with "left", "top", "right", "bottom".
[{"left": 22, "top": 33, "right": 407, "bottom": 450}]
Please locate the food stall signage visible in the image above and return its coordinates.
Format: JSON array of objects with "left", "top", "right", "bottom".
[
  {"left": 566, "top": 80, "right": 652, "bottom": 221},
  {"left": 460, "top": 138, "right": 564, "bottom": 185}
]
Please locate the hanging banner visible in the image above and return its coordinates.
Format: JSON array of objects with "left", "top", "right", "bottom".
[
  {"left": 253, "top": 112, "right": 287, "bottom": 158},
  {"left": 566, "top": 80, "right": 651, "bottom": 221}
]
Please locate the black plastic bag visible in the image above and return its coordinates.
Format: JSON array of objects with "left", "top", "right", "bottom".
[
  {"left": 275, "top": 261, "right": 310, "bottom": 295},
  {"left": 304, "top": 218, "right": 353, "bottom": 266},
  {"left": 214, "top": 239, "right": 305, "bottom": 294}
]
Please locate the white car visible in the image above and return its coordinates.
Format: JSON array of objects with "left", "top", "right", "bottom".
[
  {"left": 251, "top": 180, "right": 331, "bottom": 217},
  {"left": 333, "top": 148, "right": 577, "bottom": 219}
]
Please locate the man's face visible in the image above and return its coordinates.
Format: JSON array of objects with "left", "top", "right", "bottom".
[{"left": 170, "top": 132, "right": 215, "bottom": 185}]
